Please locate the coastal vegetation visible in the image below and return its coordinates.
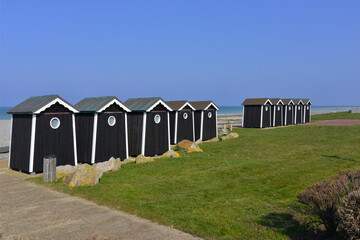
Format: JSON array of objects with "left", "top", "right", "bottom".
[{"left": 31, "top": 112, "right": 360, "bottom": 239}]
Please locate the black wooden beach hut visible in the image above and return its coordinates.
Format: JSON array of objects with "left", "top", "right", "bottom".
[
  {"left": 301, "top": 99, "right": 312, "bottom": 123},
  {"left": 125, "top": 97, "right": 172, "bottom": 157},
  {"left": 74, "top": 97, "right": 131, "bottom": 164},
  {"left": 293, "top": 99, "right": 305, "bottom": 124},
  {"left": 269, "top": 98, "right": 284, "bottom": 127},
  {"left": 242, "top": 98, "right": 273, "bottom": 128},
  {"left": 282, "top": 99, "right": 295, "bottom": 125},
  {"left": 7, "top": 95, "right": 79, "bottom": 174},
  {"left": 166, "top": 101, "right": 196, "bottom": 144},
  {"left": 190, "top": 101, "right": 219, "bottom": 141}
]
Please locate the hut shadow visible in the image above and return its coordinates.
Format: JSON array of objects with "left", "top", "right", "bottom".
[
  {"left": 258, "top": 212, "right": 331, "bottom": 240},
  {"left": 322, "top": 155, "right": 358, "bottom": 162}
]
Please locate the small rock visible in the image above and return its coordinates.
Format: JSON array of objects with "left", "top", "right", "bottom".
[
  {"left": 221, "top": 133, "right": 239, "bottom": 141},
  {"left": 93, "top": 157, "right": 121, "bottom": 173},
  {"left": 186, "top": 148, "right": 203, "bottom": 153},
  {"left": 56, "top": 164, "right": 77, "bottom": 179},
  {"left": 177, "top": 140, "right": 200, "bottom": 151},
  {"left": 64, "top": 164, "right": 103, "bottom": 187},
  {"left": 162, "top": 150, "right": 180, "bottom": 158},
  {"left": 135, "top": 155, "right": 154, "bottom": 164},
  {"left": 204, "top": 137, "right": 219, "bottom": 143}
]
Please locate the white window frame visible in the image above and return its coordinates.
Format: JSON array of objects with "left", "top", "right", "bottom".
[
  {"left": 108, "top": 116, "right": 116, "bottom": 126},
  {"left": 50, "top": 117, "right": 60, "bottom": 129}
]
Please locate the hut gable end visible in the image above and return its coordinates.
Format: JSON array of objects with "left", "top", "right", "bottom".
[
  {"left": 101, "top": 103, "right": 125, "bottom": 113},
  {"left": 42, "top": 102, "right": 72, "bottom": 114},
  {"left": 151, "top": 104, "right": 168, "bottom": 112}
]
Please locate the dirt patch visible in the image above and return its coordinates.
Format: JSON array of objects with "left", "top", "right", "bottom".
[{"left": 307, "top": 119, "right": 360, "bottom": 126}]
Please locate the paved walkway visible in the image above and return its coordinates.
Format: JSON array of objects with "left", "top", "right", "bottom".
[{"left": 0, "top": 170, "right": 200, "bottom": 240}]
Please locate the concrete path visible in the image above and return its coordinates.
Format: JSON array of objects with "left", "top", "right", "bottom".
[{"left": 0, "top": 171, "right": 200, "bottom": 240}]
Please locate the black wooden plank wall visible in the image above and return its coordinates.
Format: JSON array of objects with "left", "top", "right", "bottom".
[
  {"left": 10, "top": 114, "right": 32, "bottom": 172},
  {"left": 194, "top": 111, "right": 202, "bottom": 140},
  {"left": 305, "top": 106, "right": 311, "bottom": 123},
  {"left": 145, "top": 111, "right": 168, "bottom": 156},
  {"left": 296, "top": 105, "right": 303, "bottom": 124},
  {"left": 262, "top": 104, "right": 271, "bottom": 128},
  {"left": 202, "top": 109, "right": 216, "bottom": 140},
  {"left": 75, "top": 113, "right": 94, "bottom": 163},
  {"left": 169, "top": 112, "right": 176, "bottom": 144},
  {"left": 284, "top": 105, "right": 293, "bottom": 125},
  {"left": 95, "top": 112, "right": 127, "bottom": 162},
  {"left": 177, "top": 109, "right": 193, "bottom": 142},
  {"left": 34, "top": 113, "right": 75, "bottom": 173},
  {"left": 244, "top": 106, "right": 261, "bottom": 128},
  {"left": 274, "top": 106, "right": 282, "bottom": 126},
  {"left": 127, "top": 113, "right": 143, "bottom": 157}
]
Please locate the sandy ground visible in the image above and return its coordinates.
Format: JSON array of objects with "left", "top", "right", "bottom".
[{"left": 0, "top": 120, "right": 10, "bottom": 161}]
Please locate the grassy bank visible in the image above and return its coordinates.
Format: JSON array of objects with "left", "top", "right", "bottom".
[{"left": 31, "top": 112, "right": 360, "bottom": 239}]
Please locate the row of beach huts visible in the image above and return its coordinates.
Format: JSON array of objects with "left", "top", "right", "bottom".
[
  {"left": 7, "top": 95, "right": 219, "bottom": 174},
  {"left": 242, "top": 98, "right": 312, "bottom": 128}
]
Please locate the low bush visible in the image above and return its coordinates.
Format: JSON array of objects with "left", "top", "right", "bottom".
[
  {"left": 336, "top": 190, "right": 360, "bottom": 240},
  {"left": 297, "top": 170, "right": 360, "bottom": 235}
]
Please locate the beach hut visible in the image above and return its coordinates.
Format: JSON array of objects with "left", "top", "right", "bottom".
[
  {"left": 301, "top": 99, "right": 312, "bottom": 123},
  {"left": 293, "top": 99, "right": 305, "bottom": 124},
  {"left": 190, "top": 101, "right": 219, "bottom": 141},
  {"left": 74, "top": 97, "right": 131, "bottom": 164},
  {"left": 7, "top": 95, "right": 78, "bottom": 174},
  {"left": 269, "top": 98, "right": 284, "bottom": 127},
  {"left": 166, "top": 101, "right": 196, "bottom": 144},
  {"left": 125, "top": 97, "right": 172, "bottom": 157},
  {"left": 242, "top": 98, "right": 273, "bottom": 128},
  {"left": 282, "top": 99, "right": 295, "bottom": 125}
]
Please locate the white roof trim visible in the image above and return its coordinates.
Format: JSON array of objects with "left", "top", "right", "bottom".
[
  {"left": 287, "top": 100, "right": 295, "bottom": 105},
  {"left": 98, "top": 98, "right": 131, "bottom": 112},
  {"left": 264, "top": 99, "right": 273, "bottom": 105},
  {"left": 276, "top": 99, "right": 284, "bottom": 105},
  {"left": 204, "top": 102, "right": 219, "bottom": 110},
  {"left": 178, "top": 102, "right": 196, "bottom": 111},
  {"left": 304, "top": 99, "right": 312, "bottom": 105},
  {"left": 146, "top": 99, "right": 173, "bottom": 112},
  {"left": 296, "top": 100, "right": 304, "bottom": 105},
  {"left": 34, "top": 98, "right": 78, "bottom": 114}
]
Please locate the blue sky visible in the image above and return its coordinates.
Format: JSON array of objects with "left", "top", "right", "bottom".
[{"left": 1, "top": 1, "right": 359, "bottom": 106}]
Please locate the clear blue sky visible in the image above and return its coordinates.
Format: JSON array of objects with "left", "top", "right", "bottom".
[{"left": 1, "top": 1, "right": 359, "bottom": 106}]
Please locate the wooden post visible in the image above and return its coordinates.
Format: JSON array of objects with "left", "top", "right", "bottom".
[{"left": 43, "top": 155, "right": 56, "bottom": 182}]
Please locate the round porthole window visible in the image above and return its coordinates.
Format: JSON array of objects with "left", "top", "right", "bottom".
[
  {"left": 288, "top": 106, "right": 291, "bottom": 110},
  {"left": 108, "top": 116, "right": 116, "bottom": 126},
  {"left": 265, "top": 106, "right": 268, "bottom": 111},
  {"left": 307, "top": 106, "right": 309, "bottom": 110},
  {"left": 298, "top": 106, "right": 300, "bottom": 110},
  {"left": 50, "top": 117, "right": 60, "bottom": 129},
  {"left": 154, "top": 114, "right": 161, "bottom": 124},
  {"left": 277, "top": 106, "right": 280, "bottom": 111},
  {"left": 183, "top": 112, "right": 188, "bottom": 119},
  {"left": 208, "top": 112, "right": 212, "bottom": 118}
]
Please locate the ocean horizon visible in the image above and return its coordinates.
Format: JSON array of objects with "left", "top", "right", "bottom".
[{"left": 1, "top": 106, "right": 359, "bottom": 120}]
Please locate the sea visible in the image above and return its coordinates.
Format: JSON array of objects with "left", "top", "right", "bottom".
[{"left": 0, "top": 106, "right": 359, "bottom": 119}]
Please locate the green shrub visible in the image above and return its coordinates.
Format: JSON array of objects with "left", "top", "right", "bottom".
[
  {"left": 337, "top": 190, "right": 360, "bottom": 240},
  {"left": 297, "top": 170, "right": 360, "bottom": 235}
]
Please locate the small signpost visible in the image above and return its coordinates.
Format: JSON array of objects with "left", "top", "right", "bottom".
[{"left": 43, "top": 155, "right": 56, "bottom": 182}]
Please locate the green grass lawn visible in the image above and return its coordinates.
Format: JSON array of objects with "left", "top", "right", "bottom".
[{"left": 31, "top": 112, "right": 360, "bottom": 239}]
